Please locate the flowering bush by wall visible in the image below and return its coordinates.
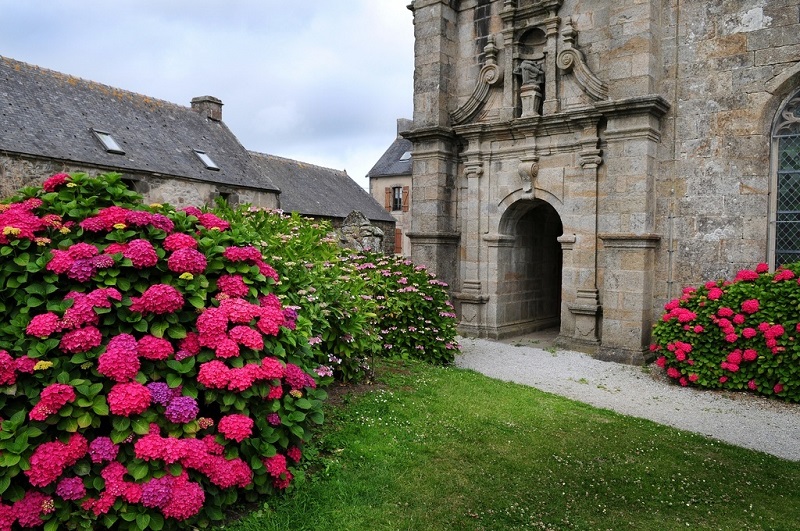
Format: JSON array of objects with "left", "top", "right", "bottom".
[
  {"left": 212, "top": 205, "right": 461, "bottom": 376},
  {"left": 0, "top": 173, "right": 327, "bottom": 529},
  {"left": 651, "top": 262, "right": 800, "bottom": 402},
  {"left": 352, "top": 252, "right": 460, "bottom": 365},
  {"left": 212, "top": 204, "right": 381, "bottom": 382}
]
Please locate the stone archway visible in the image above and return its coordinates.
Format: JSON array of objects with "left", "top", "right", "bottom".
[{"left": 495, "top": 199, "right": 563, "bottom": 335}]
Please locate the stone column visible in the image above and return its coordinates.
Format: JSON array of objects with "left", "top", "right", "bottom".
[{"left": 598, "top": 233, "right": 660, "bottom": 364}]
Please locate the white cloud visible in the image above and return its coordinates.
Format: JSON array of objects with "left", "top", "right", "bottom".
[{"left": 0, "top": 0, "right": 414, "bottom": 188}]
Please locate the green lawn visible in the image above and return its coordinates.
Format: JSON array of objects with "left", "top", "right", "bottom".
[{"left": 219, "top": 359, "right": 800, "bottom": 531}]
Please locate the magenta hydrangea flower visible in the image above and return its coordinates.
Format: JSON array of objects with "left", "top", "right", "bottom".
[
  {"left": 197, "top": 360, "right": 230, "bottom": 389},
  {"left": 42, "top": 172, "right": 70, "bottom": 192},
  {"left": 216, "top": 274, "right": 249, "bottom": 297},
  {"left": 137, "top": 335, "right": 174, "bottom": 361},
  {"left": 59, "top": 325, "right": 102, "bottom": 353},
  {"left": 167, "top": 248, "right": 207, "bottom": 275},
  {"left": 741, "top": 299, "right": 760, "bottom": 314},
  {"left": 29, "top": 383, "right": 77, "bottom": 421},
  {"left": 160, "top": 472, "right": 205, "bottom": 521},
  {"left": 163, "top": 232, "right": 198, "bottom": 251},
  {"left": 107, "top": 382, "right": 151, "bottom": 417},
  {"left": 26, "top": 312, "right": 61, "bottom": 338},
  {"left": 129, "top": 284, "right": 184, "bottom": 314},
  {"left": 196, "top": 212, "right": 230, "bottom": 231},
  {"left": 123, "top": 239, "right": 158, "bottom": 268},
  {"left": 217, "top": 414, "right": 254, "bottom": 443}
]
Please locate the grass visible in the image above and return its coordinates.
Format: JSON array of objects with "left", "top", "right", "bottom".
[{"left": 218, "top": 359, "right": 800, "bottom": 531}]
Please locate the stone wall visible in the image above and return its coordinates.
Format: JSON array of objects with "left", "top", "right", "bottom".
[
  {"left": 0, "top": 152, "right": 279, "bottom": 209},
  {"left": 407, "top": 0, "right": 800, "bottom": 362}
]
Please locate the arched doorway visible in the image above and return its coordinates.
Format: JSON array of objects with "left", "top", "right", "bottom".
[{"left": 496, "top": 199, "right": 563, "bottom": 334}]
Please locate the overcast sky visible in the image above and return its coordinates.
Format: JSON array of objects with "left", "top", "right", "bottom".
[{"left": 0, "top": 1, "right": 415, "bottom": 189}]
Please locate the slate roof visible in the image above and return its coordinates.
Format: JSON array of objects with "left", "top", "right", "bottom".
[
  {"left": 249, "top": 151, "right": 395, "bottom": 223},
  {"left": 366, "top": 132, "right": 412, "bottom": 178},
  {"left": 0, "top": 56, "right": 278, "bottom": 192}
]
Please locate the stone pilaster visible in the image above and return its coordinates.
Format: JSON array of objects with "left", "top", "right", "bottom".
[
  {"left": 597, "top": 233, "right": 660, "bottom": 364},
  {"left": 405, "top": 1, "right": 460, "bottom": 288},
  {"left": 453, "top": 153, "right": 489, "bottom": 334}
]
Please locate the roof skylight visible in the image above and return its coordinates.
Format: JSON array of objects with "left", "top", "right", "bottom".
[
  {"left": 193, "top": 149, "right": 220, "bottom": 171},
  {"left": 92, "top": 129, "right": 125, "bottom": 154},
  {"left": 399, "top": 150, "right": 412, "bottom": 161}
]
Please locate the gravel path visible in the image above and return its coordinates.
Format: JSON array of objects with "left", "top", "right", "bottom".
[{"left": 455, "top": 336, "right": 800, "bottom": 461}]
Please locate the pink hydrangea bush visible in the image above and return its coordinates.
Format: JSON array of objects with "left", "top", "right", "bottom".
[
  {"left": 0, "top": 173, "right": 327, "bottom": 529},
  {"left": 652, "top": 262, "right": 800, "bottom": 402},
  {"left": 351, "top": 252, "right": 460, "bottom": 364}
]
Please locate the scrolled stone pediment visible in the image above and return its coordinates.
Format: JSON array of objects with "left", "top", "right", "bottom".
[
  {"left": 556, "top": 18, "right": 607, "bottom": 101},
  {"left": 451, "top": 37, "right": 504, "bottom": 126}
]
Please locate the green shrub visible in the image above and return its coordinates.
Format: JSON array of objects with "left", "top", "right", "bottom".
[
  {"left": 0, "top": 173, "right": 327, "bottom": 529},
  {"left": 651, "top": 262, "right": 800, "bottom": 402}
]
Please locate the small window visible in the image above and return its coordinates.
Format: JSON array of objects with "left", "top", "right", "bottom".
[
  {"left": 399, "top": 150, "right": 411, "bottom": 162},
  {"left": 194, "top": 149, "right": 220, "bottom": 171},
  {"left": 392, "top": 186, "right": 403, "bottom": 211},
  {"left": 92, "top": 129, "right": 124, "bottom": 154}
]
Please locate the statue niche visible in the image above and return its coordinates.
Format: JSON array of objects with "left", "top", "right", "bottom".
[{"left": 514, "top": 27, "right": 546, "bottom": 117}]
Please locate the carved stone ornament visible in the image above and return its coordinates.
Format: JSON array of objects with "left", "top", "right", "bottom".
[
  {"left": 556, "top": 18, "right": 608, "bottom": 101},
  {"left": 775, "top": 92, "right": 800, "bottom": 136},
  {"left": 451, "top": 36, "right": 504, "bottom": 125},
  {"left": 517, "top": 157, "right": 539, "bottom": 192},
  {"left": 335, "top": 211, "right": 384, "bottom": 252}
]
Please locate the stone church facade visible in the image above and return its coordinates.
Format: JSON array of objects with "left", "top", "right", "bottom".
[{"left": 404, "top": 0, "right": 800, "bottom": 363}]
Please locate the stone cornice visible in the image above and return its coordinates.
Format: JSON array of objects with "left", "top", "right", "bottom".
[
  {"left": 401, "top": 125, "right": 456, "bottom": 144},
  {"left": 451, "top": 95, "right": 670, "bottom": 142},
  {"left": 594, "top": 95, "right": 671, "bottom": 119},
  {"left": 598, "top": 233, "right": 661, "bottom": 249},
  {"left": 406, "top": 231, "right": 461, "bottom": 245}
]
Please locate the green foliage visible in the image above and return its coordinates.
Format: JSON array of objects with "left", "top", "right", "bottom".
[
  {"left": 0, "top": 173, "right": 326, "bottom": 529},
  {"left": 652, "top": 262, "right": 800, "bottom": 402}
]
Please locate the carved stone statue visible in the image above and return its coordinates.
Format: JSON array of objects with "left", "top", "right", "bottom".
[
  {"left": 515, "top": 59, "right": 544, "bottom": 87},
  {"left": 336, "top": 211, "right": 384, "bottom": 252},
  {"left": 515, "top": 59, "right": 545, "bottom": 117}
]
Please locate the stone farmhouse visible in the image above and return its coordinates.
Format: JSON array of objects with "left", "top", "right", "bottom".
[
  {"left": 250, "top": 151, "right": 396, "bottom": 250},
  {"left": 368, "top": 118, "right": 414, "bottom": 255},
  {"left": 0, "top": 56, "right": 394, "bottom": 251},
  {"left": 403, "top": 0, "right": 799, "bottom": 363}
]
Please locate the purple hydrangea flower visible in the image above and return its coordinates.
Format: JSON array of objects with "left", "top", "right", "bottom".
[
  {"left": 56, "top": 477, "right": 86, "bottom": 500},
  {"left": 164, "top": 396, "right": 199, "bottom": 424},
  {"left": 141, "top": 476, "right": 172, "bottom": 508},
  {"left": 89, "top": 436, "right": 119, "bottom": 464},
  {"left": 147, "top": 382, "right": 172, "bottom": 406}
]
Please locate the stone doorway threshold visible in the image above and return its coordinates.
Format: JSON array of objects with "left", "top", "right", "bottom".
[{"left": 496, "top": 327, "right": 560, "bottom": 351}]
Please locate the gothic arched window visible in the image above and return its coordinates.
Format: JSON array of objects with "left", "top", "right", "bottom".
[{"left": 772, "top": 91, "right": 800, "bottom": 267}]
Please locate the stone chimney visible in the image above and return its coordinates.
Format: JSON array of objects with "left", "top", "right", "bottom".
[
  {"left": 397, "top": 118, "right": 412, "bottom": 136},
  {"left": 191, "top": 96, "right": 223, "bottom": 121}
]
